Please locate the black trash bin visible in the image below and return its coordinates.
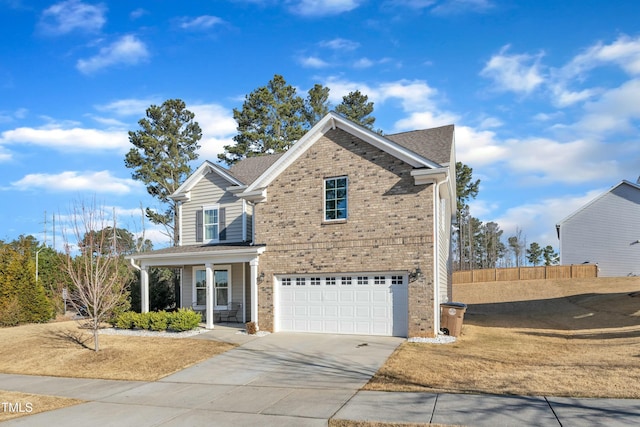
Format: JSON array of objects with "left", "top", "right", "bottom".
[{"left": 440, "top": 302, "right": 467, "bottom": 337}]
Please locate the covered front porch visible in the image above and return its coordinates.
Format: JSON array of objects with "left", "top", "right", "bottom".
[{"left": 127, "top": 244, "right": 265, "bottom": 329}]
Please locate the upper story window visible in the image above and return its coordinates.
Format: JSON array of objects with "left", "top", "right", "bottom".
[
  {"left": 196, "top": 205, "right": 226, "bottom": 243},
  {"left": 324, "top": 176, "right": 348, "bottom": 221},
  {"left": 204, "top": 205, "right": 219, "bottom": 242}
]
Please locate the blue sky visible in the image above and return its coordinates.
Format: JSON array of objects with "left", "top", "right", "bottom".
[{"left": 1, "top": 0, "right": 639, "bottom": 255}]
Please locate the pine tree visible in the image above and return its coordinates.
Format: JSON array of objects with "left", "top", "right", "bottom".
[
  {"left": 219, "top": 75, "right": 308, "bottom": 164},
  {"left": 335, "top": 90, "right": 376, "bottom": 130},
  {"left": 125, "top": 99, "right": 202, "bottom": 245}
]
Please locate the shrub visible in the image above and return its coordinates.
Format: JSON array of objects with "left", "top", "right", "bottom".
[
  {"left": 113, "top": 311, "right": 138, "bottom": 329},
  {"left": 167, "top": 308, "right": 201, "bottom": 332},
  {"left": 133, "top": 312, "right": 151, "bottom": 330},
  {"left": 113, "top": 309, "right": 201, "bottom": 332},
  {"left": 0, "top": 297, "right": 21, "bottom": 327},
  {"left": 245, "top": 321, "right": 258, "bottom": 335},
  {"left": 148, "top": 311, "right": 169, "bottom": 331}
]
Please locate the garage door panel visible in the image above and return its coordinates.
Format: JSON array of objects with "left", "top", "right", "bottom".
[
  {"left": 324, "top": 306, "right": 338, "bottom": 317},
  {"left": 339, "top": 291, "right": 354, "bottom": 302},
  {"left": 309, "top": 291, "right": 322, "bottom": 302},
  {"left": 339, "top": 306, "right": 354, "bottom": 317},
  {"left": 278, "top": 273, "right": 408, "bottom": 337},
  {"left": 372, "top": 290, "right": 389, "bottom": 302},
  {"left": 324, "top": 290, "right": 338, "bottom": 302},
  {"left": 309, "top": 306, "right": 322, "bottom": 316}
]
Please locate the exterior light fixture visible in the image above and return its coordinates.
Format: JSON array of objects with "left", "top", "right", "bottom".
[{"left": 409, "top": 267, "right": 423, "bottom": 282}]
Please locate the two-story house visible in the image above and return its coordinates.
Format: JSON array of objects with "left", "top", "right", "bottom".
[{"left": 128, "top": 112, "right": 456, "bottom": 338}]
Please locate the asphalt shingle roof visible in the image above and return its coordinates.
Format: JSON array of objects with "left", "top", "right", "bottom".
[
  {"left": 385, "top": 124, "right": 454, "bottom": 166},
  {"left": 226, "top": 124, "right": 454, "bottom": 186},
  {"left": 228, "top": 153, "right": 285, "bottom": 185}
]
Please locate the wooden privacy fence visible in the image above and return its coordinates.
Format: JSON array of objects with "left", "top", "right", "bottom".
[{"left": 453, "top": 264, "right": 598, "bottom": 284}]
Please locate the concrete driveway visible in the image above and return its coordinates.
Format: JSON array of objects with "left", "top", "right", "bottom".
[{"left": 0, "top": 331, "right": 403, "bottom": 426}]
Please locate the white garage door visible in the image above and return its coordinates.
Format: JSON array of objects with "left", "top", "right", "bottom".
[{"left": 277, "top": 274, "right": 408, "bottom": 337}]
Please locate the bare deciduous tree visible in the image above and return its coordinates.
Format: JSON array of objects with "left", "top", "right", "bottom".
[{"left": 62, "top": 200, "right": 132, "bottom": 351}]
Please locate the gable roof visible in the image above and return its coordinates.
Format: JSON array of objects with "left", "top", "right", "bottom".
[
  {"left": 386, "top": 125, "right": 454, "bottom": 166},
  {"left": 243, "top": 111, "right": 453, "bottom": 194},
  {"left": 556, "top": 180, "right": 640, "bottom": 228},
  {"left": 170, "top": 160, "right": 244, "bottom": 201},
  {"left": 228, "top": 153, "right": 284, "bottom": 185}
]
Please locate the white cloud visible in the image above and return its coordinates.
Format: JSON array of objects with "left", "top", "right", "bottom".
[
  {"left": 39, "top": 0, "right": 106, "bottom": 35},
  {"left": 431, "top": 0, "right": 494, "bottom": 15},
  {"left": 95, "top": 98, "right": 160, "bottom": 116},
  {"left": 504, "top": 137, "right": 621, "bottom": 184},
  {"left": 478, "top": 116, "right": 502, "bottom": 129},
  {"left": 0, "top": 146, "right": 12, "bottom": 162},
  {"left": 393, "top": 110, "right": 458, "bottom": 131},
  {"left": 384, "top": 0, "right": 436, "bottom": 9},
  {"left": 320, "top": 38, "right": 360, "bottom": 50},
  {"left": 289, "top": 0, "right": 362, "bottom": 16},
  {"left": 452, "top": 125, "right": 507, "bottom": 166},
  {"left": 179, "top": 15, "right": 225, "bottom": 30},
  {"left": 130, "top": 8, "right": 147, "bottom": 20},
  {"left": 11, "top": 170, "right": 137, "bottom": 194},
  {"left": 190, "top": 103, "right": 237, "bottom": 160},
  {"left": 0, "top": 108, "right": 28, "bottom": 123},
  {"left": 323, "top": 77, "right": 375, "bottom": 104},
  {"left": 562, "top": 34, "right": 640, "bottom": 79},
  {"left": 490, "top": 189, "right": 604, "bottom": 249},
  {"left": 0, "top": 126, "right": 129, "bottom": 152},
  {"left": 299, "top": 56, "right": 330, "bottom": 68},
  {"left": 575, "top": 78, "right": 640, "bottom": 135},
  {"left": 353, "top": 57, "right": 374, "bottom": 68},
  {"left": 481, "top": 45, "right": 545, "bottom": 94},
  {"left": 77, "top": 35, "right": 150, "bottom": 74},
  {"left": 377, "top": 79, "right": 439, "bottom": 111}
]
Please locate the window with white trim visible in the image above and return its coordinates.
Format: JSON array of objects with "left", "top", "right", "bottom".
[
  {"left": 194, "top": 270, "right": 206, "bottom": 306},
  {"left": 341, "top": 277, "right": 352, "bottom": 285},
  {"left": 203, "top": 205, "right": 219, "bottom": 242},
  {"left": 324, "top": 176, "right": 348, "bottom": 221},
  {"left": 326, "top": 277, "right": 336, "bottom": 286},
  {"left": 282, "top": 278, "right": 292, "bottom": 286},
  {"left": 310, "top": 277, "right": 321, "bottom": 286},
  {"left": 192, "top": 266, "right": 231, "bottom": 309}
]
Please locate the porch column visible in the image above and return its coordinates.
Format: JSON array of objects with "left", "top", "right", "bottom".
[
  {"left": 249, "top": 258, "right": 259, "bottom": 326},
  {"left": 141, "top": 266, "right": 149, "bottom": 313},
  {"left": 242, "top": 262, "right": 246, "bottom": 323},
  {"left": 205, "top": 263, "right": 215, "bottom": 329}
]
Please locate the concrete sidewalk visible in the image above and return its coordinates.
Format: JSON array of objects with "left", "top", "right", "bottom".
[
  {"left": 1, "top": 328, "right": 639, "bottom": 426},
  {"left": 334, "top": 390, "right": 640, "bottom": 426}
]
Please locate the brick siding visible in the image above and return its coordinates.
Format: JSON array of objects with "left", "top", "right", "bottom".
[{"left": 255, "top": 128, "right": 437, "bottom": 337}]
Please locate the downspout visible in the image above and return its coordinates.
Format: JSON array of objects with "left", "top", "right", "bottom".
[
  {"left": 433, "top": 173, "right": 450, "bottom": 335},
  {"left": 130, "top": 257, "right": 141, "bottom": 271}
]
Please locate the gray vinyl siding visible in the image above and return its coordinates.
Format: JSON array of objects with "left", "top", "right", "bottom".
[
  {"left": 559, "top": 183, "right": 640, "bottom": 277},
  {"left": 438, "top": 198, "right": 452, "bottom": 303},
  {"left": 180, "top": 263, "right": 251, "bottom": 321},
  {"left": 181, "top": 172, "right": 247, "bottom": 245},
  {"left": 182, "top": 267, "right": 194, "bottom": 308}
]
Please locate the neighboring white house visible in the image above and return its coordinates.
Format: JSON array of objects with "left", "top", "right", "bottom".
[{"left": 556, "top": 180, "right": 640, "bottom": 277}]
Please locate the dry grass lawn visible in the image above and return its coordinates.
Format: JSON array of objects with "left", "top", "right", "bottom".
[
  {"left": 366, "top": 277, "right": 640, "bottom": 398},
  {"left": 0, "top": 321, "right": 235, "bottom": 381},
  {"left": 0, "top": 391, "right": 83, "bottom": 422}
]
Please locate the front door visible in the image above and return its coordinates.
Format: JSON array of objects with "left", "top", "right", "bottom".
[{"left": 192, "top": 265, "right": 231, "bottom": 312}]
